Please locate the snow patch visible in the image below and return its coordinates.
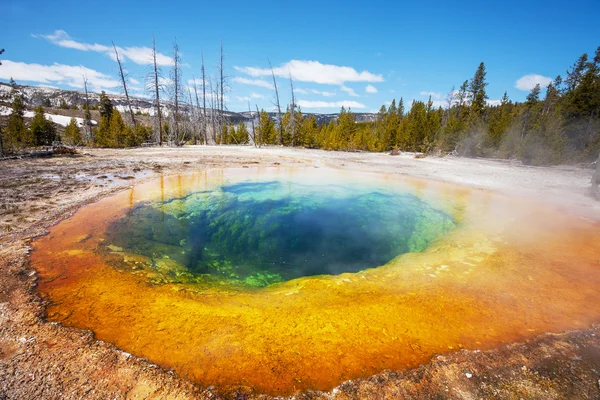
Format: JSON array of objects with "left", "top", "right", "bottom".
[{"left": 0, "top": 107, "right": 96, "bottom": 127}]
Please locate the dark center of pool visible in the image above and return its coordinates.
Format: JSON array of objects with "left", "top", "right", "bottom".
[{"left": 104, "top": 180, "right": 455, "bottom": 287}]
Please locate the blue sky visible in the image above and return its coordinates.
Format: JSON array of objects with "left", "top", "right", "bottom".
[{"left": 1, "top": 0, "right": 599, "bottom": 113}]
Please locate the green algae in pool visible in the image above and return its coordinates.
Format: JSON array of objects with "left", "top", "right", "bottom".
[{"left": 103, "top": 180, "right": 455, "bottom": 287}]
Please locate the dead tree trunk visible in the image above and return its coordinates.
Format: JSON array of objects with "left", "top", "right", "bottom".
[
  {"left": 248, "top": 102, "right": 257, "bottom": 147},
  {"left": 269, "top": 61, "right": 283, "bottom": 145},
  {"left": 289, "top": 72, "right": 296, "bottom": 146},
  {"left": 201, "top": 53, "right": 207, "bottom": 145},
  {"left": 219, "top": 40, "right": 225, "bottom": 141},
  {"left": 188, "top": 85, "right": 196, "bottom": 144},
  {"left": 255, "top": 105, "right": 262, "bottom": 147},
  {"left": 82, "top": 75, "right": 92, "bottom": 143},
  {"left": 192, "top": 76, "right": 202, "bottom": 145},
  {"left": 208, "top": 78, "right": 217, "bottom": 144},
  {"left": 151, "top": 34, "right": 163, "bottom": 146},
  {"left": 171, "top": 40, "right": 181, "bottom": 146},
  {"left": 112, "top": 42, "right": 137, "bottom": 129}
]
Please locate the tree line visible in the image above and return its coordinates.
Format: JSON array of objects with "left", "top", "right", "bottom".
[
  {"left": 1, "top": 43, "right": 599, "bottom": 166},
  {"left": 253, "top": 47, "right": 599, "bottom": 166}
]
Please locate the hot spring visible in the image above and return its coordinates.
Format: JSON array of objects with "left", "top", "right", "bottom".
[{"left": 31, "top": 168, "right": 600, "bottom": 396}]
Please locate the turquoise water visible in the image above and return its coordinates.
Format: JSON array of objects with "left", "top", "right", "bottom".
[{"left": 104, "top": 180, "right": 455, "bottom": 287}]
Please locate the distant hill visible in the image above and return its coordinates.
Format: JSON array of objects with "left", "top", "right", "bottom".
[{"left": 0, "top": 82, "right": 377, "bottom": 125}]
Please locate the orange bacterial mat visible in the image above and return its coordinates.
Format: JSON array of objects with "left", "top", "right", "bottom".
[{"left": 31, "top": 168, "right": 600, "bottom": 395}]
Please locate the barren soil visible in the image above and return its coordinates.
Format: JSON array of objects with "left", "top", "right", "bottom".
[{"left": 1, "top": 146, "right": 599, "bottom": 399}]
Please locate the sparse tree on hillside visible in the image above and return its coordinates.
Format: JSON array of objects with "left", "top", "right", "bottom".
[{"left": 112, "top": 41, "right": 137, "bottom": 129}]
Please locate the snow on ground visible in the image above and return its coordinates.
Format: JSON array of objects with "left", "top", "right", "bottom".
[{"left": 0, "top": 106, "right": 97, "bottom": 127}]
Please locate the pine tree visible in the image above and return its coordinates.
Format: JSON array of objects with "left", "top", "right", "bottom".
[
  {"left": 97, "top": 91, "right": 113, "bottom": 120},
  {"left": 64, "top": 118, "right": 83, "bottom": 145},
  {"left": 3, "top": 89, "right": 33, "bottom": 152},
  {"left": 487, "top": 92, "right": 513, "bottom": 149},
  {"left": 469, "top": 62, "right": 488, "bottom": 117},
  {"left": 30, "top": 105, "right": 57, "bottom": 146},
  {"left": 301, "top": 115, "right": 319, "bottom": 148},
  {"left": 257, "top": 110, "right": 276, "bottom": 145},
  {"left": 335, "top": 106, "right": 357, "bottom": 150},
  {"left": 397, "top": 98, "right": 405, "bottom": 118},
  {"left": 235, "top": 123, "right": 249, "bottom": 144},
  {"left": 95, "top": 115, "right": 112, "bottom": 147},
  {"left": 227, "top": 123, "right": 236, "bottom": 144}
]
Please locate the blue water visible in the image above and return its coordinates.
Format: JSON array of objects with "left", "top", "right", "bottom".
[{"left": 104, "top": 180, "right": 455, "bottom": 287}]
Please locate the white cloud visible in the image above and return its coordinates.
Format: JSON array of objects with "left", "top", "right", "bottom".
[
  {"left": 0, "top": 59, "right": 120, "bottom": 92},
  {"left": 515, "top": 74, "right": 552, "bottom": 91},
  {"left": 36, "top": 30, "right": 172, "bottom": 66},
  {"left": 365, "top": 84, "right": 378, "bottom": 93},
  {"left": 420, "top": 91, "right": 442, "bottom": 100},
  {"left": 296, "top": 100, "right": 366, "bottom": 109},
  {"left": 235, "top": 92, "right": 264, "bottom": 102},
  {"left": 235, "top": 60, "right": 384, "bottom": 85},
  {"left": 232, "top": 76, "right": 274, "bottom": 89},
  {"left": 340, "top": 85, "right": 359, "bottom": 97},
  {"left": 296, "top": 88, "right": 336, "bottom": 97},
  {"left": 487, "top": 99, "right": 503, "bottom": 107}
]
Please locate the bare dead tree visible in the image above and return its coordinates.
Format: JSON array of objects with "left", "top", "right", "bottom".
[
  {"left": 187, "top": 85, "right": 197, "bottom": 144},
  {"left": 148, "top": 34, "right": 163, "bottom": 145},
  {"left": 219, "top": 39, "right": 226, "bottom": 137},
  {"left": 192, "top": 75, "right": 204, "bottom": 145},
  {"left": 289, "top": 72, "right": 296, "bottom": 146},
  {"left": 443, "top": 86, "right": 456, "bottom": 125},
  {"left": 82, "top": 75, "right": 92, "bottom": 143},
  {"left": 269, "top": 60, "right": 283, "bottom": 145},
  {"left": 201, "top": 53, "right": 207, "bottom": 145},
  {"left": 208, "top": 77, "right": 217, "bottom": 144},
  {"left": 170, "top": 40, "right": 182, "bottom": 146},
  {"left": 248, "top": 101, "right": 257, "bottom": 147},
  {"left": 112, "top": 41, "right": 137, "bottom": 129},
  {"left": 256, "top": 104, "right": 262, "bottom": 147}
]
